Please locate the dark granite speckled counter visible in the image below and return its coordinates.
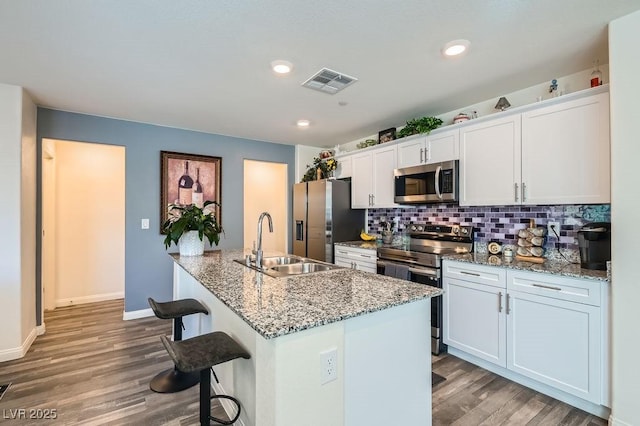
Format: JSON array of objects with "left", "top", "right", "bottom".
[
  {"left": 171, "top": 249, "right": 442, "bottom": 339},
  {"left": 443, "top": 252, "right": 608, "bottom": 282}
]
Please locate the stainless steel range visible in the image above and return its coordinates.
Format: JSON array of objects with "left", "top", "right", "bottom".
[{"left": 377, "top": 224, "right": 474, "bottom": 355}]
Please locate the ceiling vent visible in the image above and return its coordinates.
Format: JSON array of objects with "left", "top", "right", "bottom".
[{"left": 302, "top": 68, "right": 358, "bottom": 94}]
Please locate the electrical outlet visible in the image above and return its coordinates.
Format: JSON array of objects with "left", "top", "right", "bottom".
[
  {"left": 320, "top": 348, "right": 337, "bottom": 385},
  {"left": 141, "top": 218, "right": 150, "bottom": 230},
  {"left": 547, "top": 221, "right": 560, "bottom": 238}
]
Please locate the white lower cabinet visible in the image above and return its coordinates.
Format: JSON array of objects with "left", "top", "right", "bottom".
[
  {"left": 443, "top": 262, "right": 507, "bottom": 366},
  {"left": 443, "top": 260, "right": 608, "bottom": 407},
  {"left": 334, "top": 245, "right": 377, "bottom": 273}
]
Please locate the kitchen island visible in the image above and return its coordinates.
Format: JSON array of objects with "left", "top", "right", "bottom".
[{"left": 171, "top": 249, "right": 441, "bottom": 426}]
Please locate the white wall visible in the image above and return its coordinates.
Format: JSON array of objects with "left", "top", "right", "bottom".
[
  {"left": 609, "top": 10, "right": 640, "bottom": 426},
  {"left": 20, "top": 88, "right": 37, "bottom": 342},
  {"left": 243, "top": 159, "right": 288, "bottom": 252},
  {"left": 54, "top": 140, "right": 125, "bottom": 306},
  {"left": 0, "top": 83, "right": 37, "bottom": 361},
  {"left": 295, "top": 144, "right": 321, "bottom": 182},
  {"left": 340, "top": 66, "right": 610, "bottom": 152}
]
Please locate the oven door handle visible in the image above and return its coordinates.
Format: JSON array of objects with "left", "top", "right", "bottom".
[{"left": 377, "top": 260, "right": 439, "bottom": 278}]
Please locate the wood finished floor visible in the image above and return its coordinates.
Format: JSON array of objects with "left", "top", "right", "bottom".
[
  {"left": 0, "top": 299, "right": 226, "bottom": 425},
  {"left": 431, "top": 354, "right": 606, "bottom": 425},
  {"left": 0, "top": 299, "right": 606, "bottom": 425}
]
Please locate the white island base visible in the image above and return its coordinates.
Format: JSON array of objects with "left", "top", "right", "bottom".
[{"left": 175, "top": 264, "right": 432, "bottom": 426}]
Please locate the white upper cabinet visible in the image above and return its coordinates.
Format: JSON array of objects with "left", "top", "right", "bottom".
[
  {"left": 459, "top": 114, "right": 522, "bottom": 206},
  {"left": 521, "top": 92, "right": 610, "bottom": 204},
  {"left": 335, "top": 154, "right": 352, "bottom": 179},
  {"left": 396, "top": 128, "right": 460, "bottom": 169},
  {"left": 460, "top": 88, "right": 610, "bottom": 206},
  {"left": 351, "top": 144, "right": 398, "bottom": 208},
  {"left": 396, "top": 135, "right": 426, "bottom": 169}
]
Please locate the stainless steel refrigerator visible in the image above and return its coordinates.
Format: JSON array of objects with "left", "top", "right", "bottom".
[{"left": 293, "top": 180, "right": 364, "bottom": 263}]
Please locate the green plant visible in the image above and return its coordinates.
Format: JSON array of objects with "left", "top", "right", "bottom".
[
  {"left": 301, "top": 156, "right": 339, "bottom": 182},
  {"left": 396, "top": 116, "right": 443, "bottom": 139},
  {"left": 162, "top": 200, "right": 223, "bottom": 249}
]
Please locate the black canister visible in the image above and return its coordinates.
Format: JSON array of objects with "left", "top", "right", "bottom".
[{"left": 577, "top": 222, "right": 611, "bottom": 270}]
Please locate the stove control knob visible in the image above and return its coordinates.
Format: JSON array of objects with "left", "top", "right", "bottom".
[
  {"left": 410, "top": 225, "right": 417, "bottom": 232},
  {"left": 461, "top": 228, "right": 468, "bottom": 235},
  {"left": 416, "top": 225, "right": 423, "bottom": 232},
  {"left": 452, "top": 227, "right": 459, "bottom": 234}
]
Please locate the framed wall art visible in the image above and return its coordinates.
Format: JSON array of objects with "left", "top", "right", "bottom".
[
  {"left": 160, "top": 151, "right": 222, "bottom": 232},
  {"left": 378, "top": 127, "right": 396, "bottom": 144}
]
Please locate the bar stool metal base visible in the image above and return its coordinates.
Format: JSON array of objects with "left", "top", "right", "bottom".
[
  {"left": 201, "top": 369, "right": 241, "bottom": 425},
  {"left": 150, "top": 367, "right": 200, "bottom": 393}
]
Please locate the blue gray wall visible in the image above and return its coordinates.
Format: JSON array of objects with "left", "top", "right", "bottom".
[{"left": 36, "top": 108, "right": 296, "bottom": 318}]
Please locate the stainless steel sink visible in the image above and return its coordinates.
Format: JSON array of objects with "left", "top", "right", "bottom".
[
  {"left": 234, "top": 255, "right": 343, "bottom": 277},
  {"left": 260, "top": 255, "right": 304, "bottom": 269},
  {"left": 270, "top": 262, "right": 335, "bottom": 274}
]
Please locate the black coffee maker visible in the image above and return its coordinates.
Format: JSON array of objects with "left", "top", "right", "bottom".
[{"left": 577, "top": 222, "right": 611, "bottom": 270}]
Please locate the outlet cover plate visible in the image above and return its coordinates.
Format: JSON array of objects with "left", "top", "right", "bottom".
[
  {"left": 547, "top": 221, "right": 560, "bottom": 238},
  {"left": 320, "top": 349, "right": 337, "bottom": 385}
]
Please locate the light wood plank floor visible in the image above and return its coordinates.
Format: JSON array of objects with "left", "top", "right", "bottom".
[
  {"left": 0, "top": 299, "right": 226, "bottom": 425},
  {"left": 432, "top": 354, "right": 606, "bottom": 425},
  {"left": 0, "top": 300, "right": 607, "bottom": 425}
]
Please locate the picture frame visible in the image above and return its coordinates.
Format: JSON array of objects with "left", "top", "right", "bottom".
[
  {"left": 160, "top": 151, "right": 222, "bottom": 233},
  {"left": 378, "top": 127, "right": 396, "bottom": 144}
]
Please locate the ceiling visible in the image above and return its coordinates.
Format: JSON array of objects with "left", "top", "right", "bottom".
[{"left": 1, "top": 1, "right": 639, "bottom": 148}]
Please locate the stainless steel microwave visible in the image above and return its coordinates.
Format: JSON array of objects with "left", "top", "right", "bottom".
[{"left": 394, "top": 160, "right": 459, "bottom": 204}]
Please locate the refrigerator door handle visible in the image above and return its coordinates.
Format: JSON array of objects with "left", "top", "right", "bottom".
[{"left": 295, "top": 220, "right": 304, "bottom": 241}]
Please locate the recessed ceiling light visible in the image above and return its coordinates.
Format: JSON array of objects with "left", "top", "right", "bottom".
[
  {"left": 442, "top": 39, "right": 470, "bottom": 57},
  {"left": 296, "top": 119, "right": 310, "bottom": 128},
  {"left": 271, "top": 60, "right": 293, "bottom": 74}
]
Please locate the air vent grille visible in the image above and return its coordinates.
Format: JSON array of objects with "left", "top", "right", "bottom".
[{"left": 302, "top": 68, "right": 358, "bottom": 94}]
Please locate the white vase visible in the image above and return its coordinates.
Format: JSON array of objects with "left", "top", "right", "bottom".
[{"left": 178, "top": 230, "right": 205, "bottom": 256}]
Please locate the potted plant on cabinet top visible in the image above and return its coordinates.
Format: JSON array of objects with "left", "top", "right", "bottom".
[
  {"left": 162, "top": 200, "right": 223, "bottom": 256},
  {"left": 396, "top": 116, "right": 444, "bottom": 139}
]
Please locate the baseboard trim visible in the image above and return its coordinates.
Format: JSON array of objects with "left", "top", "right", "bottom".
[
  {"left": 212, "top": 376, "right": 247, "bottom": 426},
  {"left": 56, "top": 292, "right": 124, "bottom": 308},
  {"left": 122, "top": 308, "right": 154, "bottom": 321},
  {"left": 0, "top": 327, "right": 37, "bottom": 362},
  {"left": 36, "top": 324, "right": 46, "bottom": 336},
  {"left": 609, "top": 415, "right": 633, "bottom": 426}
]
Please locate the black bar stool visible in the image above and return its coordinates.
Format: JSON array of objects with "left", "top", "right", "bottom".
[
  {"left": 148, "top": 297, "right": 209, "bottom": 393},
  {"left": 161, "top": 331, "right": 251, "bottom": 425}
]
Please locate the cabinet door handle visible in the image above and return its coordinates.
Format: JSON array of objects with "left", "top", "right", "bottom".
[
  {"left": 532, "top": 283, "right": 562, "bottom": 291},
  {"left": 522, "top": 182, "right": 526, "bottom": 202},
  {"left": 514, "top": 183, "right": 519, "bottom": 202},
  {"left": 371, "top": 194, "right": 375, "bottom": 206},
  {"left": 420, "top": 148, "right": 424, "bottom": 163},
  {"left": 460, "top": 271, "right": 480, "bottom": 277},
  {"left": 506, "top": 293, "right": 511, "bottom": 315},
  {"left": 498, "top": 291, "right": 503, "bottom": 313}
]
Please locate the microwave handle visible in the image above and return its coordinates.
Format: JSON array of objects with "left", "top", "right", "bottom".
[{"left": 435, "top": 165, "right": 443, "bottom": 199}]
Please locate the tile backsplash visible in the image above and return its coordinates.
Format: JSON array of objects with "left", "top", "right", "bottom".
[{"left": 367, "top": 204, "right": 610, "bottom": 252}]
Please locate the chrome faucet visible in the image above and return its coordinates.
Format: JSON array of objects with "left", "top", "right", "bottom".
[{"left": 253, "top": 212, "right": 273, "bottom": 268}]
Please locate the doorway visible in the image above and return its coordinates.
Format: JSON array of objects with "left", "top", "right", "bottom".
[
  {"left": 243, "top": 160, "right": 288, "bottom": 252},
  {"left": 41, "top": 139, "right": 125, "bottom": 314}
]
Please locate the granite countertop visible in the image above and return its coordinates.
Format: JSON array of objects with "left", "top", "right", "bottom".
[
  {"left": 443, "top": 252, "right": 609, "bottom": 282},
  {"left": 171, "top": 249, "right": 441, "bottom": 339}
]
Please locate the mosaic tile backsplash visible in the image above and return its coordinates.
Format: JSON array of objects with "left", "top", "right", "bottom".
[{"left": 367, "top": 204, "right": 610, "bottom": 252}]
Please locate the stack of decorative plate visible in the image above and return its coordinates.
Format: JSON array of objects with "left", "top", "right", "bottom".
[{"left": 516, "top": 221, "right": 546, "bottom": 263}]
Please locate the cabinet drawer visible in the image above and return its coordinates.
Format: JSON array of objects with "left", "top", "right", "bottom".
[
  {"left": 443, "top": 260, "right": 506, "bottom": 289},
  {"left": 507, "top": 271, "right": 601, "bottom": 306},
  {"left": 334, "top": 245, "right": 377, "bottom": 262}
]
